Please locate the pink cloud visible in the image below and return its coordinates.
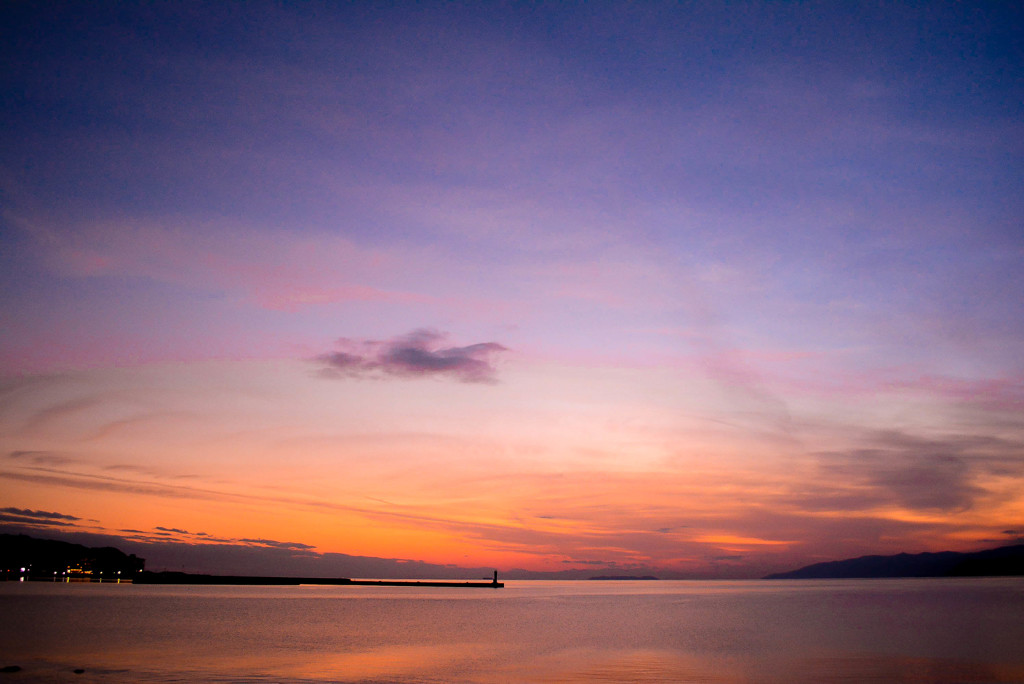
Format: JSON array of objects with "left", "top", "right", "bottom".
[{"left": 27, "top": 218, "right": 427, "bottom": 311}]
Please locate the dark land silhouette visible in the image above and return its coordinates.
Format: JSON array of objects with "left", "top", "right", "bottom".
[
  {"left": 1, "top": 533, "right": 144, "bottom": 581},
  {"left": 1, "top": 534, "right": 501, "bottom": 586},
  {"left": 765, "top": 543, "right": 1024, "bottom": 579}
]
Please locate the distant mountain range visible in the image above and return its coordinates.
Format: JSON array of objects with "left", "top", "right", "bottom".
[{"left": 765, "top": 543, "right": 1024, "bottom": 579}]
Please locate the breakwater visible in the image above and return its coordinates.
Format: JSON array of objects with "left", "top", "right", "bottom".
[{"left": 136, "top": 570, "right": 503, "bottom": 587}]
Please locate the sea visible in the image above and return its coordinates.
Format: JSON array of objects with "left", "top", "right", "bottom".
[{"left": 2, "top": 578, "right": 1022, "bottom": 683}]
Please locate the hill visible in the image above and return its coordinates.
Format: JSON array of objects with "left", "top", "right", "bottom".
[
  {"left": 0, "top": 534, "right": 145, "bottom": 581},
  {"left": 764, "top": 543, "right": 1024, "bottom": 579}
]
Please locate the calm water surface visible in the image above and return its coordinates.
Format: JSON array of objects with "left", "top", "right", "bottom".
[{"left": 2, "top": 578, "right": 1023, "bottom": 683}]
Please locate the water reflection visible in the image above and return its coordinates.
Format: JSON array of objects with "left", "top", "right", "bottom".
[
  {"left": 507, "top": 648, "right": 735, "bottom": 683},
  {"left": 2, "top": 579, "right": 1022, "bottom": 682},
  {"left": 271, "top": 643, "right": 491, "bottom": 681}
]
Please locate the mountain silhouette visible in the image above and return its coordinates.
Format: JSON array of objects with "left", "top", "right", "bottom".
[{"left": 765, "top": 543, "right": 1024, "bottom": 579}]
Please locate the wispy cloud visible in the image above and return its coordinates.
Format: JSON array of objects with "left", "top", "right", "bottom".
[
  {"left": 317, "top": 329, "right": 507, "bottom": 384},
  {"left": 239, "top": 538, "right": 317, "bottom": 551},
  {"left": 7, "top": 450, "right": 77, "bottom": 467},
  {"left": 141, "top": 526, "right": 317, "bottom": 553},
  {"left": 12, "top": 216, "right": 423, "bottom": 310},
  {"left": 809, "top": 429, "right": 1024, "bottom": 514}
]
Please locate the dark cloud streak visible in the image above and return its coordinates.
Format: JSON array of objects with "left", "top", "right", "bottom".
[
  {"left": 239, "top": 537, "right": 317, "bottom": 551},
  {"left": 0, "top": 507, "right": 83, "bottom": 528},
  {"left": 317, "top": 329, "right": 507, "bottom": 384},
  {"left": 0, "top": 507, "right": 80, "bottom": 521}
]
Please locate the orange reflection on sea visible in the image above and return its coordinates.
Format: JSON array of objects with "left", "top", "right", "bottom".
[
  {"left": 259, "top": 642, "right": 498, "bottom": 681},
  {"left": 489, "top": 648, "right": 740, "bottom": 683}
]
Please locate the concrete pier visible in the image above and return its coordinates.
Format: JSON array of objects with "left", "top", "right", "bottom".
[{"left": 136, "top": 571, "right": 504, "bottom": 587}]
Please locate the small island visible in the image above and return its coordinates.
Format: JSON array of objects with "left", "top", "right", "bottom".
[{"left": 588, "top": 575, "right": 659, "bottom": 580}]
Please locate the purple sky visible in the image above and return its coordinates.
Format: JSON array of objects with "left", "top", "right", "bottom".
[{"left": 1, "top": 2, "right": 1022, "bottom": 578}]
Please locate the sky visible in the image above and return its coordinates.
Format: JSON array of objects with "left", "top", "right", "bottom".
[{"left": 1, "top": 1, "right": 1023, "bottom": 579}]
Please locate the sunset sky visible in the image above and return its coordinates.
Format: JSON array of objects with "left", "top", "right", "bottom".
[{"left": 2, "top": 2, "right": 1022, "bottom": 578}]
